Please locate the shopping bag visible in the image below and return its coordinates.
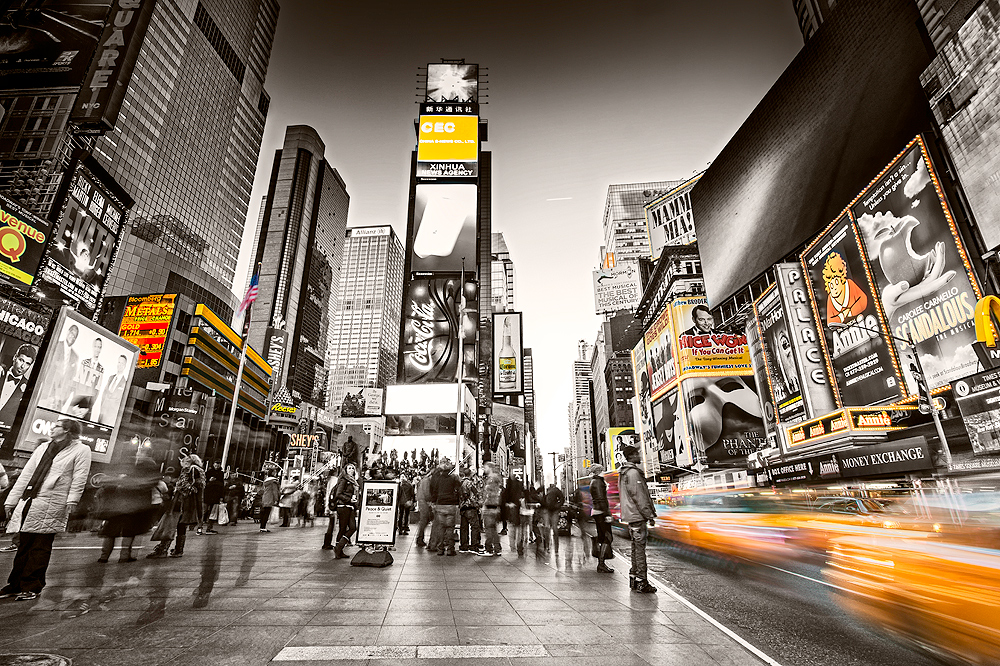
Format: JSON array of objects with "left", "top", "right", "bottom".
[
  {"left": 216, "top": 504, "right": 229, "bottom": 525},
  {"left": 589, "top": 534, "right": 599, "bottom": 558},
  {"left": 150, "top": 511, "right": 177, "bottom": 541},
  {"left": 208, "top": 503, "right": 220, "bottom": 521}
]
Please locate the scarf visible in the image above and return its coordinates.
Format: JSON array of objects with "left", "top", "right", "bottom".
[{"left": 22, "top": 436, "right": 73, "bottom": 502}]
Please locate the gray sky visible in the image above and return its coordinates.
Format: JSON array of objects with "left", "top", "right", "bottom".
[{"left": 236, "top": 1, "right": 805, "bottom": 479}]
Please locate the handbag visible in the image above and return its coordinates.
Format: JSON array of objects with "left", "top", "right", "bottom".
[
  {"left": 589, "top": 534, "right": 599, "bottom": 558},
  {"left": 150, "top": 510, "right": 176, "bottom": 541},
  {"left": 216, "top": 504, "right": 229, "bottom": 525}
]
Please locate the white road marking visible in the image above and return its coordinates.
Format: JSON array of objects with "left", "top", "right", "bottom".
[{"left": 760, "top": 563, "right": 852, "bottom": 593}]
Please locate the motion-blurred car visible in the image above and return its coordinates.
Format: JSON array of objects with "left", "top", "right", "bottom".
[{"left": 825, "top": 534, "right": 1000, "bottom": 665}]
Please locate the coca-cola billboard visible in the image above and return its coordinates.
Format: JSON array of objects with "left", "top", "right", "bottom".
[{"left": 401, "top": 277, "right": 477, "bottom": 384}]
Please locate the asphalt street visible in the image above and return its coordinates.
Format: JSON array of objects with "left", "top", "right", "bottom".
[{"left": 628, "top": 536, "right": 941, "bottom": 666}]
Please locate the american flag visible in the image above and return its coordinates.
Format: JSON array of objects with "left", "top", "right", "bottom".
[{"left": 238, "top": 271, "right": 259, "bottom": 315}]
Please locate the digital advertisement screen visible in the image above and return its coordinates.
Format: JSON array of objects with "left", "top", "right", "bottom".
[
  {"left": 851, "top": 137, "right": 982, "bottom": 389},
  {"left": 14, "top": 306, "right": 137, "bottom": 463},
  {"left": 802, "top": 214, "right": 903, "bottom": 407},
  {"left": 401, "top": 277, "right": 477, "bottom": 384},
  {"left": 426, "top": 63, "right": 479, "bottom": 103},
  {"left": 117, "top": 293, "right": 177, "bottom": 369},
  {"left": 0, "top": 193, "right": 52, "bottom": 288},
  {"left": 0, "top": 0, "right": 112, "bottom": 90},
  {"left": 410, "top": 184, "right": 478, "bottom": 273},
  {"left": 492, "top": 312, "right": 523, "bottom": 394},
  {"left": 36, "top": 161, "right": 128, "bottom": 316},
  {"left": 416, "top": 114, "right": 478, "bottom": 179}
]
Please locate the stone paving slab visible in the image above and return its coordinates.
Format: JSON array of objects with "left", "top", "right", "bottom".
[{"left": 0, "top": 521, "right": 773, "bottom": 665}]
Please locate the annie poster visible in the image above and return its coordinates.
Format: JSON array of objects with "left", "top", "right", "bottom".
[
  {"left": 802, "top": 214, "right": 902, "bottom": 407},
  {"left": 851, "top": 137, "right": 982, "bottom": 389}
]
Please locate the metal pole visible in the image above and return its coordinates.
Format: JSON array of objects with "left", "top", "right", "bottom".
[
  {"left": 455, "top": 263, "right": 465, "bottom": 475},
  {"left": 221, "top": 340, "right": 247, "bottom": 470},
  {"left": 907, "top": 332, "right": 953, "bottom": 470}
]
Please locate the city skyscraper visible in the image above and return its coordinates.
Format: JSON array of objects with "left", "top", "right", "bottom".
[
  {"left": 523, "top": 347, "right": 536, "bottom": 439},
  {"left": 247, "top": 125, "right": 349, "bottom": 407},
  {"left": 98, "top": 0, "right": 280, "bottom": 319},
  {"left": 328, "top": 225, "right": 405, "bottom": 412},
  {"left": 601, "top": 180, "right": 682, "bottom": 266},
  {"left": 570, "top": 340, "right": 593, "bottom": 479},
  {"left": 491, "top": 232, "right": 516, "bottom": 312}
]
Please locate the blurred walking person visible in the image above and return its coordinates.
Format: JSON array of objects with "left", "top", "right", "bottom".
[
  {"left": 415, "top": 468, "right": 434, "bottom": 548},
  {"left": 168, "top": 454, "right": 205, "bottom": 557},
  {"left": 481, "top": 462, "right": 502, "bottom": 556},
  {"left": 588, "top": 464, "right": 614, "bottom": 573},
  {"left": 543, "top": 481, "right": 564, "bottom": 553},
  {"left": 504, "top": 473, "right": 524, "bottom": 554},
  {"left": 397, "top": 473, "right": 414, "bottom": 536},
  {"left": 259, "top": 473, "right": 280, "bottom": 532},
  {"left": 2, "top": 419, "right": 90, "bottom": 601},
  {"left": 458, "top": 466, "right": 482, "bottom": 554},
  {"left": 96, "top": 455, "right": 162, "bottom": 563},
  {"left": 225, "top": 476, "right": 243, "bottom": 525},
  {"left": 429, "top": 458, "right": 460, "bottom": 556},
  {"left": 619, "top": 445, "right": 657, "bottom": 593},
  {"left": 278, "top": 476, "right": 299, "bottom": 527},
  {"left": 331, "top": 463, "right": 359, "bottom": 559},
  {"left": 201, "top": 461, "right": 225, "bottom": 534}
]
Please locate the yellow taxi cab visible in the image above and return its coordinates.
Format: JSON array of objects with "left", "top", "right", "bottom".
[{"left": 825, "top": 534, "right": 1000, "bottom": 665}]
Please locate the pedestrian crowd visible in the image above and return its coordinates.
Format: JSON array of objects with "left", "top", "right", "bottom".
[{"left": 0, "top": 423, "right": 660, "bottom": 601}]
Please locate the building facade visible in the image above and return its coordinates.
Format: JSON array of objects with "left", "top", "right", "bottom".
[
  {"left": 247, "top": 125, "right": 349, "bottom": 407},
  {"left": 491, "top": 232, "right": 516, "bottom": 312},
  {"left": 570, "top": 340, "right": 594, "bottom": 478},
  {"left": 327, "top": 225, "right": 405, "bottom": 412},
  {"left": 601, "top": 180, "right": 682, "bottom": 266},
  {"left": 99, "top": 0, "right": 279, "bottom": 319}
]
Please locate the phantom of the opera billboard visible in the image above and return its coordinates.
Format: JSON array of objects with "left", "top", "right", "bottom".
[
  {"left": 401, "top": 277, "right": 478, "bottom": 384},
  {"left": 14, "top": 306, "right": 138, "bottom": 463},
  {"left": 850, "top": 137, "right": 982, "bottom": 389}
]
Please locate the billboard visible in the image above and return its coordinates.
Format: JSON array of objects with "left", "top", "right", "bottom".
[
  {"left": 630, "top": 338, "right": 656, "bottom": 470},
  {"left": 426, "top": 63, "right": 479, "bottom": 103},
  {"left": 652, "top": 387, "right": 689, "bottom": 467},
  {"left": 117, "top": 293, "right": 176, "bottom": 368},
  {"left": 802, "top": 214, "right": 903, "bottom": 406},
  {"left": 672, "top": 296, "right": 752, "bottom": 377},
  {"left": 70, "top": 0, "right": 157, "bottom": 132},
  {"left": 0, "top": 296, "right": 49, "bottom": 447},
  {"left": 491, "top": 312, "right": 523, "bottom": 394},
  {"left": 689, "top": 0, "right": 936, "bottom": 305},
  {"left": 340, "top": 387, "right": 384, "bottom": 417},
  {"left": 593, "top": 263, "right": 642, "bottom": 315},
  {"left": 644, "top": 304, "right": 675, "bottom": 402},
  {"left": 410, "top": 184, "right": 478, "bottom": 272},
  {"left": 954, "top": 370, "right": 1000, "bottom": 456},
  {"left": 35, "top": 157, "right": 130, "bottom": 317},
  {"left": 416, "top": 115, "right": 478, "bottom": 179},
  {"left": 0, "top": 1, "right": 112, "bottom": 91},
  {"left": 0, "top": 192, "right": 52, "bottom": 288},
  {"left": 606, "top": 426, "right": 638, "bottom": 472},
  {"left": 14, "top": 306, "right": 137, "bottom": 463},
  {"left": 753, "top": 285, "right": 805, "bottom": 423},
  {"left": 851, "top": 137, "right": 982, "bottom": 389},
  {"left": 773, "top": 264, "right": 837, "bottom": 419},
  {"left": 745, "top": 314, "right": 779, "bottom": 451},
  {"left": 264, "top": 327, "right": 288, "bottom": 390},
  {"left": 401, "top": 277, "right": 477, "bottom": 384},
  {"left": 681, "top": 375, "right": 767, "bottom": 464}
]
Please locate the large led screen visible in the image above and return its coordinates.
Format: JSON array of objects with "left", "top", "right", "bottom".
[
  {"left": 0, "top": 193, "right": 52, "bottom": 288},
  {"left": 410, "top": 184, "right": 478, "bottom": 273},
  {"left": 401, "top": 277, "right": 477, "bottom": 384},
  {"left": 426, "top": 63, "right": 478, "bottom": 103},
  {"left": 691, "top": 0, "right": 936, "bottom": 305},
  {"left": 117, "top": 293, "right": 176, "bottom": 369},
  {"left": 416, "top": 115, "right": 479, "bottom": 179}
]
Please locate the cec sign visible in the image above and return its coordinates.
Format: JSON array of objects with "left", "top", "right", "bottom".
[{"left": 416, "top": 114, "right": 478, "bottom": 178}]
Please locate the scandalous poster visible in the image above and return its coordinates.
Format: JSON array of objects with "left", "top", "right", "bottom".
[
  {"left": 671, "top": 296, "right": 752, "bottom": 378},
  {"left": 644, "top": 304, "right": 676, "bottom": 402},
  {"left": 401, "top": 277, "right": 478, "bottom": 383},
  {"left": 852, "top": 137, "right": 982, "bottom": 389},
  {"left": 754, "top": 285, "right": 805, "bottom": 423},
  {"left": 802, "top": 214, "right": 902, "bottom": 406},
  {"left": 680, "top": 375, "right": 767, "bottom": 464}
]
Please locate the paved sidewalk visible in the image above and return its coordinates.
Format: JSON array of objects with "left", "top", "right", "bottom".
[{"left": 0, "top": 523, "right": 767, "bottom": 666}]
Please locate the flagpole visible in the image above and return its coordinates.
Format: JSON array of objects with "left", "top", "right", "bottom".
[{"left": 222, "top": 263, "right": 260, "bottom": 470}]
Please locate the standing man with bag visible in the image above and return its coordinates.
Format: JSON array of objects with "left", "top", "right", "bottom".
[
  {"left": 588, "top": 464, "right": 614, "bottom": 573},
  {"left": 618, "top": 445, "right": 657, "bottom": 593},
  {"left": 2, "top": 418, "right": 91, "bottom": 601}
]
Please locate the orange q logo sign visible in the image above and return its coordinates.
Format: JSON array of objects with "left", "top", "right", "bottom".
[{"left": 0, "top": 227, "right": 26, "bottom": 262}]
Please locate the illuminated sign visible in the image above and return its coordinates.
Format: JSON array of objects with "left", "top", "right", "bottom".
[
  {"left": 783, "top": 405, "right": 925, "bottom": 453},
  {"left": 401, "top": 277, "right": 477, "bottom": 384},
  {"left": 0, "top": 193, "right": 51, "bottom": 288},
  {"left": 118, "top": 294, "right": 177, "bottom": 368},
  {"left": 426, "top": 63, "right": 479, "bottom": 103},
  {"left": 350, "top": 226, "right": 391, "bottom": 238},
  {"left": 492, "top": 312, "right": 523, "bottom": 395},
  {"left": 416, "top": 114, "right": 478, "bottom": 178}
]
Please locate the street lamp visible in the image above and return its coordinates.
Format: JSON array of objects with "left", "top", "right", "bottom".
[{"left": 828, "top": 322, "right": 952, "bottom": 469}]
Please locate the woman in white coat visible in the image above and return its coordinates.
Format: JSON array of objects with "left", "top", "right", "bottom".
[{"left": 2, "top": 419, "right": 91, "bottom": 601}]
